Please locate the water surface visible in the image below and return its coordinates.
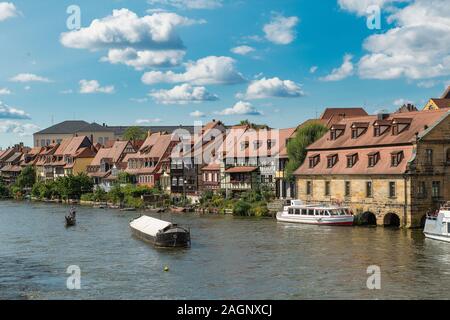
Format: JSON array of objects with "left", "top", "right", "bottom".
[{"left": 0, "top": 200, "right": 449, "bottom": 299}]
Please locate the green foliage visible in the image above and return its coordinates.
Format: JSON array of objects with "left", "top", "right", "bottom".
[
  {"left": 15, "top": 166, "right": 36, "bottom": 190},
  {"left": 285, "top": 122, "right": 328, "bottom": 181},
  {"left": 93, "top": 188, "right": 107, "bottom": 202},
  {"left": 124, "top": 195, "right": 144, "bottom": 209},
  {"left": 10, "top": 185, "right": 23, "bottom": 199},
  {"left": 55, "top": 173, "right": 93, "bottom": 200},
  {"left": 117, "top": 172, "right": 133, "bottom": 184},
  {"left": 249, "top": 202, "right": 269, "bottom": 217},
  {"left": 80, "top": 193, "right": 95, "bottom": 202},
  {"left": 123, "top": 126, "right": 146, "bottom": 141},
  {"left": 108, "top": 184, "right": 125, "bottom": 204},
  {"left": 233, "top": 200, "right": 252, "bottom": 216},
  {"left": 122, "top": 184, "right": 156, "bottom": 198},
  {"left": 0, "top": 178, "right": 10, "bottom": 198}
]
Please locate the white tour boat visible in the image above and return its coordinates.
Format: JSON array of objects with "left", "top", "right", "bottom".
[
  {"left": 424, "top": 202, "right": 450, "bottom": 243},
  {"left": 276, "top": 200, "right": 354, "bottom": 226}
]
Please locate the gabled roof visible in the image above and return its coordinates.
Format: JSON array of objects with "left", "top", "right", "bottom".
[
  {"left": 54, "top": 136, "right": 92, "bottom": 157},
  {"left": 441, "top": 86, "right": 450, "bottom": 99},
  {"left": 429, "top": 98, "right": 450, "bottom": 109},
  {"left": 320, "top": 108, "right": 368, "bottom": 120}
]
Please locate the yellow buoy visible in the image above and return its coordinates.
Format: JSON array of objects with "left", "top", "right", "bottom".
[{"left": 164, "top": 266, "right": 169, "bottom": 272}]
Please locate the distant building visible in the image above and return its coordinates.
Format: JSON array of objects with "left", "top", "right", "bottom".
[
  {"left": 87, "top": 140, "right": 137, "bottom": 191},
  {"left": 294, "top": 108, "right": 450, "bottom": 228},
  {"left": 33, "top": 120, "right": 195, "bottom": 147},
  {"left": 423, "top": 86, "right": 450, "bottom": 110}
]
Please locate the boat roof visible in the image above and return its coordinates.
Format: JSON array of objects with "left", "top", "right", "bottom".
[
  {"left": 130, "top": 216, "right": 172, "bottom": 237},
  {"left": 289, "top": 204, "right": 349, "bottom": 210}
]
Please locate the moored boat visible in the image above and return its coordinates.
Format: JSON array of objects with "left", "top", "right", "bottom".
[
  {"left": 129, "top": 215, "right": 191, "bottom": 248},
  {"left": 276, "top": 200, "right": 354, "bottom": 226},
  {"left": 424, "top": 202, "right": 450, "bottom": 243},
  {"left": 120, "top": 207, "right": 137, "bottom": 212}
]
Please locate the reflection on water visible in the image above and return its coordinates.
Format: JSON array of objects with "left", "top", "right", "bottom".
[{"left": 0, "top": 200, "right": 449, "bottom": 300}]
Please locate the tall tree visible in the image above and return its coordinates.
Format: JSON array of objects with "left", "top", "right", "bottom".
[
  {"left": 123, "top": 126, "right": 146, "bottom": 141},
  {"left": 285, "top": 122, "right": 328, "bottom": 181},
  {"left": 15, "top": 166, "right": 36, "bottom": 190}
]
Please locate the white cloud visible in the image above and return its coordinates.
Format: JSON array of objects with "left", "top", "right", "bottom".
[
  {"left": 338, "top": 0, "right": 401, "bottom": 16},
  {"left": 142, "top": 56, "right": 245, "bottom": 85},
  {"left": 0, "top": 101, "right": 30, "bottom": 119},
  {"left": 136, "top": 118, "right": 162, "bottom": 124},
  {"left": 263, "top": 14, "right": 299, "bottom": 45},
  {"left": 148, "top": 0, "right": 222, "bottom": 9},
  {"left": 100, "top": 48, "right": 185, "bottom": 70},
  {"left": 0, "top": 88, "right": 11, "bottom": 95},
  {"left": 309, "top": 66, "right": 318, "bottom": 74},
  {"left": 9, "top": 73, "right": 51, "bottom": 83},
  {"left": 357, "top": 0, "right": 450, "bottom": 80},
  {"left": 393, "top": 98, "right": 413, "bottom": 106},
  {"left": 239, "top": 77, "right": 304, "bottom": 100},
  {"left": 79, "top": 80, "right": 115, "bottom": 94},
  {"left": 60, "top": 9, "right": 202, "bottom": 50},
  {"left": 0, "top": 2, "right": 18, "bottom": 21},
  {"left": 130, "top": 97, "right": 149, "bottom": 103},
  {"left": 150, "top": 83, "right": 219, "bottom": 104},
  {"left": 231, "top": 45, "right": 255, "bottom": 56},
  {"left": 0, "top": 121, "right": 40, "bottom": 137},
  {"left": 190, "top": 110, "right": 206, "bottom": 117},
  {"left": 216, "top": 101, "right": 263, "bottom": 116},
  {"left": 320, "top": 54, "right": 354, "bottom": 81}
]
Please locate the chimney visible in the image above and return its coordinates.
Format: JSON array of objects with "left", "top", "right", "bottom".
[
  {"left": 103, "top": 123, "right": 106, "bottom": 127},
  {"left": 377, "top": 113, "right": 390, "bottom": 120},
  {"left": 147, "top": 129, "right": 152, "bottom": 138}
]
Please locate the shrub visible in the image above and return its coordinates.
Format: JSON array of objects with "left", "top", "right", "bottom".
[
  {"left": 80, "top": 193, "right": 95, "bottom": 202},
  {"left": 124, "top": 195, "right": 144, "bottom": 209},
  {"left": 233, "top": 200, "right": 251, "bottom": 216}
]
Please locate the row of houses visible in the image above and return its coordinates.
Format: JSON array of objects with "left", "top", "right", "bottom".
[{"left": 1, "top": 87, "right": 449, "bottom": 228}]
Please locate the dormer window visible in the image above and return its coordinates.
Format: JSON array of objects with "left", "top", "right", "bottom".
[
  {"left": 392, "top": 118, "right": 412, "bottom": 135},
  {"left": 327, "top": 154, "right": 338, "bottom": 168},
  {"left": 391, "top": 151, "right": 404, "bottom": 167},
  {"left": 309, "top": 154, "right": 320, "bottom": 168},
  {"left": 346, "top": 153, "right": 358, "bottom": 168},
  {"left": 368, "top": 152, "right": 380, "bottom": 167},
  {"left": 330, "top": 125, "right": 346, "bottom": 140},
  {"left": 373, "top": 120, "right": 391, "bottom": 137},
  {"left": 351, "top": 122, "right": 369, "bottom": 139}
]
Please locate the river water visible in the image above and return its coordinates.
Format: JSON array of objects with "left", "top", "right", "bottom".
[{"left": 0, "top": 200, "right": 449, "bottom": 300}]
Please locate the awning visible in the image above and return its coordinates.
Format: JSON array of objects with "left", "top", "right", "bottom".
[{"left": 225, "top": 166, "right": 258, "bottom": 173}]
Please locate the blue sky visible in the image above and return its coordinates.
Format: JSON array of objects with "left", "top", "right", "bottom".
[{"left": 0, "top": 0, "right": 449, "bottom": 148}]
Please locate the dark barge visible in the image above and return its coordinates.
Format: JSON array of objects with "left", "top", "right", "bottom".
[{"left": 129, "top": 216, "right": 190, "bottom": 248}]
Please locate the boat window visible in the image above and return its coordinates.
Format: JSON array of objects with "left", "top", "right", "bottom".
[
  {"left": 288, "top": 208, "right": 293, "bottom": 215},
  {"left": 295, "top": 209, "right": 301, "bottom": 215},
  {"left": 308, "top": 209, "right": 314, "bottom": 215},
  {"left": 301, "top": 209, "right": 307, "bottom": 215},
  {"left": 325, "top": 210, "right": 331, "bottom": 216},
  {"left": 448, "top": 223, "right": 450, "bottom": 234},
  {"left": 317, "top": 210, "right": 324, "bottom": 216}
]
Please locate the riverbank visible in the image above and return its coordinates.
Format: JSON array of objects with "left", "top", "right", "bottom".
[{"left": 1, "top": 200, "right": 449, "bottom": 300}]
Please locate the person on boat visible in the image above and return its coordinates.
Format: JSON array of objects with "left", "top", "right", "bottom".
[{"left": 69, "top": 206, "right": 76, "bottom": 219}]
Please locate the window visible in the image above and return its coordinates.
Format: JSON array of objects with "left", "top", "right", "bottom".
[
  {"left": 253, "top": 140, "right": 262, "bottom": 150},
  {"left": 325, "top": 181, "right": 330, "bottom": 196},
  {"left": 389, "top": 181, "right": 396, "bottom": 198},
  {"left": 346, "top": 153, "right": 358, "bottom": 168},
  {"left": 368, "top": 152, "right": 380, "bottom": 167},
  {"left": 295, "top": 209, "right": 300, "bottom": 215},
  {"left": 267, "top": 139, "right": 276, "bottom": 149},
  {"left": 327, "top": 154, "right": 338, "bottom": 168},
  {"left": 351, "top": 123, "right": 368, "bottom": 139},
  {"left": 432, "top": 181, "right": 441, "bottom": 198},
  {"left": 309, "top": 155, "right": 320, "bottom": 168},
  {"left": 366, "top": 181, "right": 373, "bottom": 198},
  {"left": 46, "top": 140, "right": 50, "bottom": 146},
  {"left": 98, "top": 137, "right": 104, "bottom": 145},
  {"left": 391, "top": 151, "right": 404, "bottom": 167},
  {"left": 426, "top": 149, "right": 433, "bottom": 165},
  {"left": 345, "top": 181, "right": 351, "bottom": 197},
  {"left": 417, "top": 181, "right": 426, "bottom": 197},
  {"left": 306, "top": 181, "right": 312, "bottom": 195},
  {"left": 40, "top": 139, "right": 45, "bottom": 147},
  {"left": 240, "top": 141, "right": 249, "bottom": 151}
]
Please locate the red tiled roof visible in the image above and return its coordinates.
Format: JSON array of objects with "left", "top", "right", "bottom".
[
  {"left": 320, "top": 108, "right": 368, "bottom": 120},
  {"left": 225, "top": 166, "right": 258, "bottom": 173},
  {"left": 295, "top": 146, "right": 413, "bottom": 175},
  {"left": 307, "top": 109, "right": 449, "bottom": 151},
  {"left": 430, "top": 98, "right": 450, "bottom": 109},
  {"left": 202, "top": 163, "right": 220, "bottom": 171}
]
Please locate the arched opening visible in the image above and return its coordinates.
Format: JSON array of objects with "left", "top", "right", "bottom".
[
  {"left": 384, "top": 213, "right": 400, "bottom": 228},
  {"left": 358, "top": 211, "right": 377, "bottom": 226}
]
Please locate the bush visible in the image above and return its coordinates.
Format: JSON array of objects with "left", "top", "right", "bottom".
[
  {"left": 0, "top": 179, "right": 10, "bottom": 198},
  {"left": 93, "top": 188, "right": 107, "bottom": 202},
  {"left": 233, "top": 200, "right": 252, "bottom": 216},
  {"left": 124, "top": 195, "right": 144, "bottom": 209},
  {"left": 80, "top": 193, "right": 95, "bottom": 202},
  {"left": 249, "top": 202, "right": 269, "bottom": 217}
]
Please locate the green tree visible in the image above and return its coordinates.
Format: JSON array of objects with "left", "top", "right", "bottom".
[
  {"left": 285, "top": 122, "right": 328, "bottom": 181},
  {"left": 108, "top": 184, "right": 125, "bottom": 205},
  {"left": 123, "top": 126, "right": 146, "bottom": 141},
  {"left": 0, "top": 178, "right": 9, "bottom": 198},
  {"left": 15, "top": 166, "right": 36, "bottom": 190}
]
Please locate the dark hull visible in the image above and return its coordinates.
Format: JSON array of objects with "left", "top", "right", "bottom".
[
  {"left": 65, "top": 216, "right": 76, "bottom": 227},
  {"left": 130, "top": 226, "right": 190, "bottom": 248}
]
